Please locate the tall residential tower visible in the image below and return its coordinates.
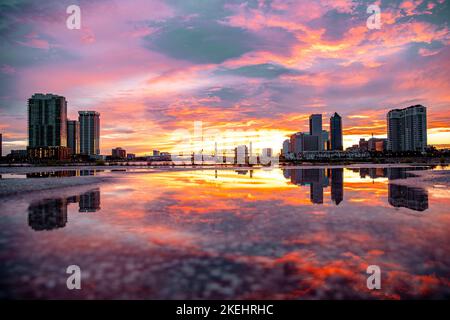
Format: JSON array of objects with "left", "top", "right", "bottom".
[
  {"left": 28, "top": 93, "right": 67, "bottom": 147},
  {"left": 387, "top": 105, "right": 427, "bottom": 152},
  {"left": 67, "top": 120, "right": 80, "bottom": 155},
  {"left": 79, "top": 111, "right": 100, "bottom": 156}
]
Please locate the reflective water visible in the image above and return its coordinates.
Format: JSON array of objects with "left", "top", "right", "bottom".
[
  {"left": 0, "top": 167, "right": 449, "bottom": 299},
  {"left": 0, "top": 169, "right": 106, "bottom": 179}
]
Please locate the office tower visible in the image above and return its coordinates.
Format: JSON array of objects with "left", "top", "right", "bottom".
[
  {"left": 28, "top": 93, "right": 67, "bottom": 147},
  {"left": 290, "top": 132, "right": 320, "bottom": 154},
  {"left": 330, "top": 112, "right": 343, "bottom": 151},
  {"left": 309, "top": 114, "right": 323, "bottom": 151},
  {"left": 0, "top": 133, "right": 2, "bottom": 157},
  {"left": 303, "top": 134, "right": 319, "bottom": 151},
  {"left": 329, "top": 168, "right": 344, "bottom": 205},
  {"left": 387, "top": 105, "right": 427, "bottom": 152},
  {"left": 282, "top": 139, "right": 290, "bottom": 156},
  {"left": 67, "top": 120, "right": 80, "bottom": 155},
  {"left": 79, "top": 111, "right": 100, "bottom": 156}
]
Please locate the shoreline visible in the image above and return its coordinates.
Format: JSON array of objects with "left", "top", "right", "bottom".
[
  {"left": 1, "top": 164, "right": 449, "bottom": 198},
  {"left": 390, "top": 169, "right": 450, "bottom": 189},
  {"left": 0, "top": 162, "right": 444, "bottom": 174},
  {"left": 0, "top": 175, "right": 115, "bottom": 198}
]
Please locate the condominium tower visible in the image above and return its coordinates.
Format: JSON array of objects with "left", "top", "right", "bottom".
[
  {"left": 28, "top": 93, "right": 67, "bottom": 147},
  {"left": 67, "top": 120, "right": 80, "bottom": 155},
  {"left": 79, "top": 111, "right": 100, "bottom": 156},
  {"left": 387, "top": 105, "right": 427, "bottom": 152}
]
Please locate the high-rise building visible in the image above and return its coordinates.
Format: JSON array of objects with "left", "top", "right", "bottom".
[
  {"left": 387, "top": 105, "right": 427, "bottom": 152},
  {"left": 290, "top": 132, "right": 320, "bottom": 154},
  {"left": 0, "top": 133, "right": 2, "bottom": 157},
  {"left": 67, "top": 120, "right": 80, "bottom": 155},
  {"left": 330, "top": 112, "right": 343, "bottom": 151},
  {"left": 28, "top": 93, "right": 67, "bottom": 148},
  {"left": 309, "top": 114, "right": 323, "bottom": 151},
  {"left": 79, "top": 111, "right": 100, "bottom": 156},
  {"left": 282, "top": 139, "right": 290, "bottom": 156}
]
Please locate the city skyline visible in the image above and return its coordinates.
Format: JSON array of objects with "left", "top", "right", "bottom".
[
  {"left": 0, "top": 93, "right": 435, "bottom": 159},
  {"left": 1, "top": 0, "right": 449, "bottom": 156}
]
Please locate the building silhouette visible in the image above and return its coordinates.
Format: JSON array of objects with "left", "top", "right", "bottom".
[
  {"left": 234, "top": 145, "right": 249, "bottom": 165},
  {"left": 387, "top": 105, "right": 427, "bottom": 152},
  {"left": 330, "top": 112, "right": 343, "bottom": 151},
  {"left": 27, "top": 189, "right": 101, "bottom": 231},
  {"left": 67, "top": 120, "right": 80, "bottom": 155},
  {"left": 285, "top": 168, "right": 329, "bottom": 204},
  {"left": 388, "top": 184, "right": 428, "bottom": 212},
  {"left": 290, "top": 132, "right": 320, "bottom": 154},
  {"left": 28, "top": 198, "right": 68, "bottom": 231},
  {"left": 328, "top": 168, "right": 344, "bottom": 205},
  {"left": 79, "top": 189, "right": 101, "bottom": 212},
  {"left": 309, "top": 114, "right": 323, "bottom": 151},
  {"left": 112, "top": 147, "right": 126, "bottom": 159},
  {"left": 79, "top": 111, "right": 100, "bottom": 156},
  {"left": 282, "top": 139, "right": 290, "bottom": 156}
]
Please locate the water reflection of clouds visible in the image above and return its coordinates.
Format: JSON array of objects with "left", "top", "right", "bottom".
[{"left": 1, "top": 168, "right": 448, "bottom": 299}]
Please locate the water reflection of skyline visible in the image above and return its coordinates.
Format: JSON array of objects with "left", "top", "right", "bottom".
[
  {"left": 282, "top": 168, "right": 428, "bottom": 211},
  {"left": 2, "top": 167, "right": 447, "bottom": 299},
  {"left": 25, "top": 167, "right": 430, "bottom": 233},
  {"left": 28, "top": 189, "right": 101, "bottom": 231}
]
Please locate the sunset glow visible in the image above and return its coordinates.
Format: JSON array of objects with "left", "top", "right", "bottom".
[{"left": 1, "top": 0, "right": 449, "bottom": 155}]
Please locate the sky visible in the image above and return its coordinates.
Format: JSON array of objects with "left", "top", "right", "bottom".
[{"left": 0, "top": 0, "right": 449, "bottom": 156}]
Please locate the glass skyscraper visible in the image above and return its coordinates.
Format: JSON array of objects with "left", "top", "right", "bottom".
[
  {"left": 67, "top": 120, "right": 80, "bottom": 155},
  {"left": 330, "top": 112, "right": 343, "bottom": 151},
  {"left": 28, "top": 94, "right": 67, "bottom": 147},
  {"left": 79, "top": 111, "right": 100, "bottom": 156}
]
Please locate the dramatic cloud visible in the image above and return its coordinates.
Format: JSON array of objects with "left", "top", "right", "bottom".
[{"left": 0, "top": 0, "right": 449, "bottom": 155}]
